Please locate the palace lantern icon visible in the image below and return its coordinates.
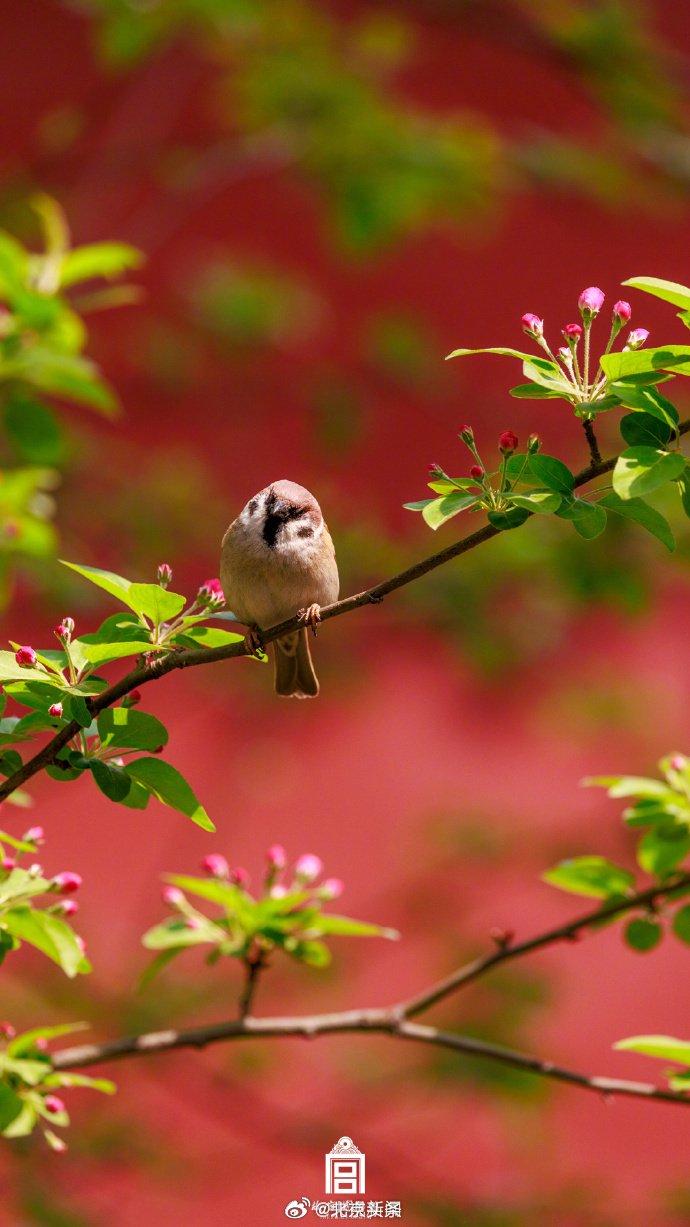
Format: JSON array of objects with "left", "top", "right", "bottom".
[{"left": 325, "top": 1136, "right": 366, "bottom": 1195}]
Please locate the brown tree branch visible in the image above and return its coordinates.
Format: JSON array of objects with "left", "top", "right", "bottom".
[
  {"left": 3, "top": 422, "right": 689, "bottom": 804},
  {"left": 49, "top": 874, "right": 690, "bottom": 1106}
]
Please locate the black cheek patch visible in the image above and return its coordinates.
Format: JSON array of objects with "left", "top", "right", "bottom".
[{"left": 297, "top": 525, "right": 314, "bottom": 538}]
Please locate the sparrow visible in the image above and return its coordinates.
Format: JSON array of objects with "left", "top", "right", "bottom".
[{"left": 220, "top": 480, "right": 339, "bottom": 698}]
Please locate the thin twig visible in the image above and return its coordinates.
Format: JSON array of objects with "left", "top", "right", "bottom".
[
  {"left": 49, "top": 875, "right": 690, "bottom": 1106},
  {"left": 3, "top": 422, "right": 689, "bottom": 804},
  {"left": 238, "top": 948, "right": 265, "bottom": 1020}
]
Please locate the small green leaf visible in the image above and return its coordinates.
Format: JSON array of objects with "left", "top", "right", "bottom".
[
  {"left": 61, "top": 561, "right": 135, "bottom": 609},
  {"left": 637, "top": 826, "right": 690, "bottom": 876},
  {"left": 7, "top": 1023, "right": 87, "bottom": 1057},
  {"left": 542, "top": 856, "right": 634, "bottom": 899},
  {"left": 527, "top": 455, "right": 574, "bottom": 495},
  {"left": 307, "top": 914, "right": 399, "bottom": 939},
  {"left": 625, "top": 916, "right": 662, "bottom": 952},
  {"left": 59, "top": 241, "right": 142, "bottom": 288},
  {"left": 584, "top": 775, "right": 671, "bottom": 799},
  {"left": 125, "top": 758, "right": 214, "bottom": 831},
  {"left": 599, "top": 493, "right": 675, "bottom": 552},
  {"left": 509, "top": 382, "right": 564, "bottom": 399},
  {"left": 487, "top": 506, "right": 529, "bottom": 531},
  {"left": 141, "top": 919, "right": 222, "bottom": 950},
  {"left": 614, "top": 1034, "right": 690, "bottom": 1064},
  {"left": 509, "top": 491, "right": 562, "bottom": 514},
  {"left": 601, "top": 346, "right": 690, "bottom": 381},
  {"left": 127, "top": 584, "right": 186, "bottom": 624},
  {"left": 171, "top": 626, "right": 245, "bottom": 650},
  {"left": 622, "top": 275, "right": 690, "bottom": 311},
  {"left": 0, "top": 1082, "right": 24, "bottom": 1131},
  {"left": 90, "top": 759, "right": 132, "bottom": 803},
  {"left": 2, "top": 908, "right": 87, "bottom": 977},
  {"left": 445, "top": 346, "right": 541, "bottom": 363},
  {"left": 422, "top": 493, "right": 477, "bottom": 530},
  {"left": 672, "top": 904, "right": 690, "bottom": 945},
  {"left": 612, "top": 447, "right": 686, "bottom": 500},
  {"left": 620, "top": 412, "right": 673, "bottom": 448},
  {"left": 556, "top": 498, "right": 607, "bottom": 539},
  {"left": 610, "top": 384, "right": 679, "bottom": 428},
  {"left": 97, "top": 708, "right": 168, "bottom": 752}
]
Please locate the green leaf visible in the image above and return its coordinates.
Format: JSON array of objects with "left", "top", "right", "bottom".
[
  {"left": 585, "top": 774, "right": 672, "bottom": 799},
  {"left": 672, "top": 904, "right": 690, "bottom": 945},
  {"left": 556, "top": 498, "right": 607, "bottom": 539},
  {"left": 306, "top": 913, "right": 399, "bottom": 939},
  {"left": 59, "top": 242, "right": 142, "bottom": 288},
  {"left": 637, "top": 826, "right": 690, "bottom": 876},
  {"left": 163, "top": 874, "right": 246, "bottom": 911},
  {"left": 2, "top": 908, "right": 86, "bottom": 977},
  {"left": 487, "top": 507, "right": 529, "bottom": 531},
  {"left": 509, "top": 491, "right": 562, "bottom": 514},
  {"left": 599, "top": 492, "right": 675, "bottom": 552},
  {"left": 0, "top": 652, "right": 52, "bottom": 686},
  {"left": 612, "top": 447, "right": 686, "bottom": 500},
  {"left": 620, "top": 413, "right": 672, "bottom": 448},
  {"left": 141, "top": 918, "right": 222, "bottom": 950},
  {"left": 127, "top": 584, "right": 186, "bottom": 624},
  {"left": 610, "top": 384, "right": 679, "bottom": 428},
  {"left": 601, "top": 346, "right": 690, "bottom": 381},
  {"left": 61, "top": 561, "right": 135, "bottom": 610},
  {"left": 69, "top": 638, "right": 153, "bottom": 671},
  {"left": 445, "top": 346, "right": 541, "bottom": 363},
  {"left": 125, "top": 758, "right": 214, "bottom": 831},
  {"left": 509, "top": 382, "right": 564, "bottom": 399},
  {"left": 422, "top": 493, "right": 477, "bottom": 530},
  {"left": 90, "top": 759, "right": 132, "bottom": 803},
  {"left": 7, "top": 1023, "right": 87, "bottom": 1057},
  {"left": 0, "top": 1082, "right": 24, "bottom": 1131},
  {"left": 288, "top": 938, "right": 331, "bottom": 967},
  {"left": 542, "top": 856, "right": 634, "bottom": 899},
  {"left": 171, "top": 626, "right": 245, "bottom": 650},
  {"left": 625, "top": 916, "right": 663, "bottom": 952},
  {"left": 527, "top": 455, "right": 574, "bottom": 495},
  {"left": 403, "top": 499, "right": 433, "bottom": 512},
  {"left": 2, "top": 1102, "right": 37, "bottom": 1138},
  {"left": 4, "top": 395, "right": 64, "bottom": 464},
  {"left": 0, "top": 868, "right": 51, "bottom": 905},
  {"left": 97, "top": 708, "right": 168, "bottom": 752},
  {"left": 614, "top": 1034, "right": 690, "bottom": 1064},
  {"left": 622, "top": 276, "right": 690, "bottom": 311}
]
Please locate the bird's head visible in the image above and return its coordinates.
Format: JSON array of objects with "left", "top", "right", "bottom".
[{"left": 240, "top": 480, "right": 324, "bottom": 551}]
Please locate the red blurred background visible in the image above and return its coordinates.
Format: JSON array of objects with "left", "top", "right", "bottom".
[{"left": 3, "top": 1, "right": 690, "bottom": 1223}]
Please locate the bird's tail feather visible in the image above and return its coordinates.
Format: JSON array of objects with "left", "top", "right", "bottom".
[{"left": 273, "top": 630, "right": 319, "bottom": 698}]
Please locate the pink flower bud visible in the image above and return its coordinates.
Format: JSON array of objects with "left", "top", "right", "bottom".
[
  {"left": 270, "top": 884, "right": 288, "bottom": 899},
  {"left": 428, "top": 463, "right": 443, "bottom": 478},
  {"left": 157, "top": 563, "right": 173, "bottom": 587},
  {"left": 528, "top": 434, "right": 541, "bottom": 454},
  {"left": 23, "top": 826, "right": 44, "bottom": 845},
  {"left": 54, "top": 618, "right": 74, "bottom": 641},
  {"left": 459, "top": 425, "right": 474, "bottom": 445},
  {"left": 498, "top": 430, "right": 518, "bottom": 456},
  {"left": 15, "top": 646, "right": 37, "bottom": 667},
  {"left": 44, "top": 1095, "right": 65, "bottom": 1115},
  {"left": 230, "top": 866, "right": 250, "bottom": 888},
  {"left": 265, "top": 844, "right": 287, "bottom": 871},
  {"left": 626, "top": 328, "right": 649, "bottom": 350},
  {"left": 197, "top": 578, "right": 225, "bottom": 607},
  {"left": 613, "top": 300, "right": 632, "bottom": 323},
  {"left": 562, "top": 323, "right": 583, "bottom": 342},
  {"left": 76, "top": 936, "right": 87, "bottom": 955},
  {"left": 490, "top": 926, "right": 515, "bottom": 948},
  {"left": 201, "top": 853, "right": 229, "bottom": 879},
  {"left": 56, "top": 899, "right": 78, "bottom": 917},
  {"left": 0, "top": 1022, "right": 15, "bottom": 1040},
  {"left": 123, "top": 689, "right": 142, "bottom": 708},
  {"left": 185, "top": 916, "right": 202, "bottom": 930},
  {"left": 320, "top": 877, "right": 344, "bottom": 900},
  {"left": 295, "top": 854, "right": 323, "bottom": 883},
  {"left": 469, "top": 465, "right": 484, "bottom": 480},
  {"left": 1, "top": 857, "right": 15, "bottom": 872},
  {"left": 558, "top": 346, "right": 572, "bottom": 365},
  {"left": 521, "top": 313, "right": 543, "bottom": 338},
  {"left": 34, "top": 1038, "right": 48, "bottom": 1052},
  {"left": 51, "top": 872, "right": 82, "bottom": 895},
  {"left": 162, "top": 885, "right": 184, "bottom": 907},
  {"left": 27, "top": 863, "right": 43, "bottom": 878},
  {"left": 578, "top": 287, "right": 605, "bottom": 317},
  {"left": 48, "top": 702, "right": 63, "bottom": 719},
  {"left": 670, "top": 754, "right": 687, "bottom": 772}
]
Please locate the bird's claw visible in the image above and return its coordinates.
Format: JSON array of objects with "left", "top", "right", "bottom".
[
  {"left": 298, "top": 604, "right": 322, "bottom": 637},
  {"left": 244, "top": 628, "right": 265, "bottom": 658}
]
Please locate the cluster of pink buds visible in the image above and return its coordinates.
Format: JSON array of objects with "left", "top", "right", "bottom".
[
  {"left": 521, "top": 287, "right": 649, "bottom": 414},
  {"left": 0, "top": 829, "right": 82, "bottom": 915},
  {"left": 268, "top": 848, "right": 343, "bottom": 900},
  {"left": 200, "top": 852, "right": 249, "bottom": 886},
  {"left": 196, "top": 578, "right": 225, "bottom": 609}
]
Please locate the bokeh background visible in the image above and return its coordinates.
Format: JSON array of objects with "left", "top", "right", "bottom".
[{"left": 3, "top": 1, "right": 690, "bottom": 1223}]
